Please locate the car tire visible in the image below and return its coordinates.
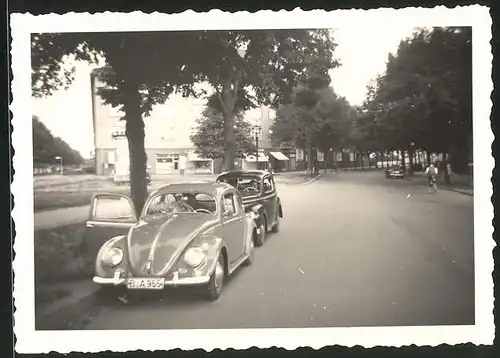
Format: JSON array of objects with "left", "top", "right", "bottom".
[
  {"left": 243, "top": 233, "right": 255, "bottom": 266},
  {"left": 255, "top": 219, "right": 266, "bottom": 247},
  {"left": 271, "top": 211, "right": 280, "bottom": 233},
  {"left": 205, "top": 252, "right": 225, "bottom": 301}
]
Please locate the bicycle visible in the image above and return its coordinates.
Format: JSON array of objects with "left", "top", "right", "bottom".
[{"left": 428, "top": 176, "right": 437, "bottom": 194}]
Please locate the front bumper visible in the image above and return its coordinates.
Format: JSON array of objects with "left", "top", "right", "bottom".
[{"left": 93, "top": 272, "right": 210, "bottom": 288}]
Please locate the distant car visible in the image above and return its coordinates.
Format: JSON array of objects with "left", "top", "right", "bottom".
[
  {"left": 216, "top": 170, "right": 283, "bottom": 247},
  {"left": 386, "top": 165, "right": 405, "bottom": 178},
  {"left": 87, "top": 182, "right": 257, "bottom": 301}
]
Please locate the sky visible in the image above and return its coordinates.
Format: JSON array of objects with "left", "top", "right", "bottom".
[{"left": 33, "top": 25, "right": 419, "bottom": 159}]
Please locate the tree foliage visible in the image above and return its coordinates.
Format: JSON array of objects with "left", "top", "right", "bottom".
[
  {"left": 356, "top": 27, "right": 472, "bottom": 173},
  {"left": 190, "top": 95, "right": 256, "bottom": 160},
  {"left": 188, "top": 29, "right": 339, "bottom": 170},
  {"left": 32, "top": 115, "right": 84, "bottom": 165},
  {"left": 270, "top": 65, "right": 351, "bottom": 174}
]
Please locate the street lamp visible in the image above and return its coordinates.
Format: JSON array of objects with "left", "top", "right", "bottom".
[{"left": 55, "top": 156, "right": 63, "bottom": 176}]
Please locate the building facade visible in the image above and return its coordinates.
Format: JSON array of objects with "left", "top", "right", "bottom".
[
  {"left": 91, "top": 69, "right": 215, "bottom": 176},
  {"left": 240, "top": 107, "right": 293, "bottom": 172},
  {"left": 91, "top": 68, "right": 292, "bottom": 176}
]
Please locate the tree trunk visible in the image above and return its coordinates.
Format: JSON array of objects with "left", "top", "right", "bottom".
[
  {"left": 122, "top": 80, "right": 148, "bottom": 217},
  {"left": 443, "top": 152, "right": 451, "bottom": 185},
  {"left": 408, "top": 148, "right": 414, "bottom": 172},
  {"left": 306, "top": 140, "right": 313, "bottom": 176},
  {"left": 223, "top": 111, "right": 236, "bottom": 171},
  {"left": 219, "top": 80, "right": 239, "bottom": 172},
  {"left": 323, "top": 149, "right": 328, "bottom": 173}
]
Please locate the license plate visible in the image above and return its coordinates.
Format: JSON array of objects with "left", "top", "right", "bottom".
[{"left": 127, "top": 278, "right": 165, "bottom": 290}]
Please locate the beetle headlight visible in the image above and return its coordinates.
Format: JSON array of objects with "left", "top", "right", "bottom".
[
  {"left": 102, "top": 247, "right": 124, "bottom": 267},
  {"left": 183, "top": 247, "right": 206, "bottom": 268}
]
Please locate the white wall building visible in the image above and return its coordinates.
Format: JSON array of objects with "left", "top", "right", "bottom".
[{"left": 90, "top": 68, "right": 291, "bottom": 175}]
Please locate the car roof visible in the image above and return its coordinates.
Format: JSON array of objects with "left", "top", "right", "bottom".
[
  {"left": 217, "top": 170, "right": 270, "bottom": 179},
  {"left": 152, "top": 182, "right": 234, "bottom": 197}
]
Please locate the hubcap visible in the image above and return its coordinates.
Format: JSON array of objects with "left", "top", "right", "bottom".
[
  {"left": 214, "top": 258, "right": 224, "bottom": 292},
  {"left": 260, "top": 224, "right": 266, "bottom": 241}
]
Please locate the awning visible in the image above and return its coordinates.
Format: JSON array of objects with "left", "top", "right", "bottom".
[
  {"left": 269, "top": 151, "right": 289, "bottom": 161},
  {"left": 187, "top": 151, "right": 211, "bottom": 161},
  {"left": 245, "top": 153, "right": 268, "bottom": 162}
]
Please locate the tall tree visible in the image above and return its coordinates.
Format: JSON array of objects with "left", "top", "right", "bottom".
[
  {"left": 363, "top": 27, "right": 472, "bottom": 179},
  {"left": 190, "top": 94, "right": 256, "bottom": 161},
  {"left": 32, "top": 32, "right": 206, "bottom": 214},
  {"left": 272, "top": 66, "right": 350, "bottom": 173},
  {"left": 32, "top": 115, "right": 84, "bottom": 165},
  {"left": 190, "top": 29, "right": 339, "bottom": 171}
]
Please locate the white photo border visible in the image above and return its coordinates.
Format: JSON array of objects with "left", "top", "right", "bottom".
[{"left": 11, "top": 5, "right": 494, "bottom": 354}]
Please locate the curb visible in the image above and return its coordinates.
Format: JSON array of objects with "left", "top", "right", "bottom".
[
  {"left": 35, "top": 284, "right": 99, "bottom": 330},
  {"left": 442, "top": 187, "right": 474, "bottom": 197},
  {"left": 302, "top": 174, "right": 322, "bottom": 185}
]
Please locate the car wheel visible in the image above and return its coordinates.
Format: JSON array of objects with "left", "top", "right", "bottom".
[
  {"left": 271, "top": 211, "right": 280, "bottom": 233},
  {"left": 243, "top": 233, "right": 255, "bottom": 266},
  {"left": 205, "top": 252, "right": 225, "bottom": 301},
  {"left": 255, "top": 219, "right": 266, "bottom": 247}
]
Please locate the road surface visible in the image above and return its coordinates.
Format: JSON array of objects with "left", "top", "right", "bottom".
[{"left": 72, "top": 171, "right": 477, "bottom": 328}]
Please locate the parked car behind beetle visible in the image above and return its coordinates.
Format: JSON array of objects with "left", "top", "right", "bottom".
[{"left": 216, "top": 170, "right": 283, "bottom": 247}]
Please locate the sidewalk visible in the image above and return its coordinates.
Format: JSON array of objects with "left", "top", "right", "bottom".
[
  {"left": 273, "top": 170, "right": 321, "bottom": 184},
  {"left": 406, "top": 172, "right": 473, "bottom": 196}
]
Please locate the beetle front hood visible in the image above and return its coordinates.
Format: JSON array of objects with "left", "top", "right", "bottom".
[{"left": 127, "top": 213, "right": 218, "bottom": 276}]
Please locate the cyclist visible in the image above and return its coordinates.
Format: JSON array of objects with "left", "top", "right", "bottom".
[{"left": 425, "top": 163, "right": 438, "bottom": 193}]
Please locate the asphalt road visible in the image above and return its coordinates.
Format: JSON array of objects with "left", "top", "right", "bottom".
[{"left": 80, "top": 171, "right": 475, "bottom": 329}]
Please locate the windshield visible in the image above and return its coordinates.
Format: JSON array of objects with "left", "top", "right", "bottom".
[
  {"left": 144, "top": 192, "right": 217, "bottom": 216},
  {"left": 219, "top": 175, "right": 261, "bottom": 197}
]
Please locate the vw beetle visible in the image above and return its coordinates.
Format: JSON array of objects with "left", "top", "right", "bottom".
[{"left": 87, "top": 182, "right": 258, "bottom": 301}]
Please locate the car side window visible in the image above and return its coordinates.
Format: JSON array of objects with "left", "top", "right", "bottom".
[
  {"left": 222, "top": 193, "right": 237, "bottom": 217},
  {"left": 263, "top": 176, "right": 274, "bottom": 193},
  {"left": 92, "top": 195, "right": 136, "bottom": 221}
]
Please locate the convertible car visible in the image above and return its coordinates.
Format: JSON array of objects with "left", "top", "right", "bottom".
[
  {"left": 216, "top": 170, "right": 283, "bottom": 247},
  {"left": 86, "top": 182, "right": 257, "bottom": 301}
]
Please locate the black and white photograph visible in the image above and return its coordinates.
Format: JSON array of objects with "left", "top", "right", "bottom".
[{"left": 11, "top": 6, "right": 494, "bottom": 353}]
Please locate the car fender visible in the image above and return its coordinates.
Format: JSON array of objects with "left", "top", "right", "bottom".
[
  {"left": 247, "top": 203, "right": 266, "bottom": 227},
  {"left": 95, "top": 235, "right": 128, "bottom": 277},
  {"left": 245, "top": 213, "right": 258, "bottom": 249},
  {"left": 277, "top": 197, "right": 283, "bottom": 218},
  {"left": 188, "top": 235, "right": 228, "bottom": 276}
]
